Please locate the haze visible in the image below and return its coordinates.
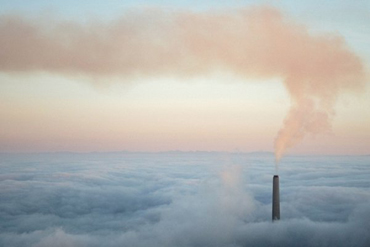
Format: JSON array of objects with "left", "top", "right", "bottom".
[{"left": 0, "top": 1, "right": 369, "bottom": 157}]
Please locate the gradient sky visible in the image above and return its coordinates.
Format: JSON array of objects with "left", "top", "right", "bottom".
[{"left": 0, "top": 0, "right": 369, "bottom": 154}]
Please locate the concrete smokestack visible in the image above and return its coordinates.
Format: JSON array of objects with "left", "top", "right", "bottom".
[{"left": 272, "top": 175, "right": 280, "bottom": 221}]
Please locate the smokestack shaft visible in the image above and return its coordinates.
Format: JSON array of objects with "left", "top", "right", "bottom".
[{"left": 272, "top": 175, "right": 280, "bottom": 221}]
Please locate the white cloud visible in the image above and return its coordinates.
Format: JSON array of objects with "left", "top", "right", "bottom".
[{"left": 0, "top": 152, "right": 370, "bottom": 246}]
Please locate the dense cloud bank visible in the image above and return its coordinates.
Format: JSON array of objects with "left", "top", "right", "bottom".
[{"left": 1, "top": 152, "right": 370, "bottom": 246}]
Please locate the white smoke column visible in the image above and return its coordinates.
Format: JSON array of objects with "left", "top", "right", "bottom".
[
  {"left": 220, "top": 165, "right": 255, "bottom": 217},
  {"left": 0, "top": 6, "right": 366, "bottom": 161}
]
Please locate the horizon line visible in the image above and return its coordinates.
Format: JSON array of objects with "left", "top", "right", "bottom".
[{"left": 0, "top": 150, "right": 368, "bottom": 157}]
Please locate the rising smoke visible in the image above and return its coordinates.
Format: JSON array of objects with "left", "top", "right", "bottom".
[{"left": 0, "top": 6, "right": 366, "bottom": 160}]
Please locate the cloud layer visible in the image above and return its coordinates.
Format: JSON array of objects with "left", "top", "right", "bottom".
[{"left": 0, "top": 152, "right": 370, "bottom": 247}]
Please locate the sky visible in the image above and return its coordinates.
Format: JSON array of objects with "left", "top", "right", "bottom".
[{"left": 0, "top": 0, "right": 369, "bottom": 156}]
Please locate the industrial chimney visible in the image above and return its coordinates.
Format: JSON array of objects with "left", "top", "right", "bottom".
[{"left": 272, "top": 175, "right": 280, "bottom": 221}]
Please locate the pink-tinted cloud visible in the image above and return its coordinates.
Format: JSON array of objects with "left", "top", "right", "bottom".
[{"left": 0, "top": 6, "right": 366, "bottom": 159}]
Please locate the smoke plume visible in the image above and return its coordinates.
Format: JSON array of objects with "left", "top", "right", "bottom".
[{"left": 0, "top": 6, "right": 366, "bottom": 161}]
